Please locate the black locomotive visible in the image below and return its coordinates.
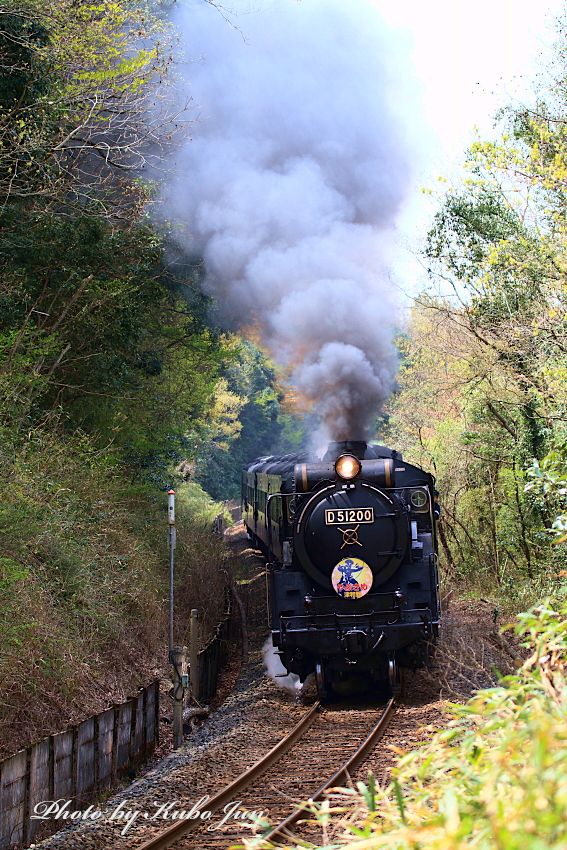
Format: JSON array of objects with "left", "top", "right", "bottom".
[{"left": 241, "top": 440, "right": 440, "bottom": 697}]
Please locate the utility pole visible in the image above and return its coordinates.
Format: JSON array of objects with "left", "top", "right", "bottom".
[{"left": 167, "top": 489, "right": 187, "bottom": 748}]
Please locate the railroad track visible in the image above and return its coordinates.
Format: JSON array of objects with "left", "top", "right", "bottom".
[{"left": 137, "top": 698, "right": 395, "bottom": 850}]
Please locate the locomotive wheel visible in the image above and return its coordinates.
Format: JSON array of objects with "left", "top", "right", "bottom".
[
  {"left": 388, "top": 655, "right": 402, "bottom": 698},
  {"left": 315, "top": 661, "right": 331, "bottom": 701}
]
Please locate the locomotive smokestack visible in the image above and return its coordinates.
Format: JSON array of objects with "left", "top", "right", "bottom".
[{"left": 323, "top": 441, "right": 368, "bottom": 461}]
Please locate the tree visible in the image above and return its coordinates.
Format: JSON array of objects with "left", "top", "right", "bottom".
[
  {"left": 0, "top": 0, "right": 229, "bottom": 483},
  {"left": 0, "top": 0, "right": 179, "bottom": 215},
  {"left": 195, "top": 342, "right": 307, "bottom": 500},
  {"left": 386, "top": 30, "right": 566, "bottom": 597}
]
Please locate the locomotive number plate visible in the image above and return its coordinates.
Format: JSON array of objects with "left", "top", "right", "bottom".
[{"left": 325, "top": 508, "right": 374, "bottom": 525}]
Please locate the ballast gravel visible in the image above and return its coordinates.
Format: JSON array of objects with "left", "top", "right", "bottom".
[{"left": 31, "top": 531, "right": 306, "bottom": 850}]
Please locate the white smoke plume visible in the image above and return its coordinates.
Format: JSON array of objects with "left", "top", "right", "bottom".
[
  {"left": 262, "top": 637, "right": 301, "bottom": 692},
  {"left": 161, "top": 0, "right": 416, "bottom": 439}
]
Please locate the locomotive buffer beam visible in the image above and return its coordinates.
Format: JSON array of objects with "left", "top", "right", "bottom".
[{"left": 279, "top": 610, "right": 433, "bottom": 655}]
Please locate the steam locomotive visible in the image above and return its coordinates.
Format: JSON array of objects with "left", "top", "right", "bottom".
[{"left": 241, "top": 440, "right": 440, "bottom": 697}]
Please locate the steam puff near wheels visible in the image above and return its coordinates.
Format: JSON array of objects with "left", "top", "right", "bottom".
[
  {"left": 159, "top": 0, "right": 420, "bottom": 439},
  {"left": 263, "top": 637, "right": 301, "bottom": 693}
]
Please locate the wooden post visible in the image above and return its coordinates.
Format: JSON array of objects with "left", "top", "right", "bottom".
[
  {"left": 189, "top": 609, "right": 200, "bottom": 704},
  {"left": 154, "top": 680, "right": 160, "bottom": 745},
  {"left": 22, "top": 747, "right": 31, "bottom": 847},
  {"left": 93, "top": 715, "right": 99, "bottom": 791},
  {"left": 111, "top": 706, "right": 120, "bottom": 782},
  {"left": 170, "top": 646, "right": 187, "bottom": 749},
  {"left": 71, "top": 725, "right": 78, "bottom": 807}
]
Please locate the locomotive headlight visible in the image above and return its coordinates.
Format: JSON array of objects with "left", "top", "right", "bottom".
[{"left": 335, "top": 454, "right": 361, "bottom": 481}]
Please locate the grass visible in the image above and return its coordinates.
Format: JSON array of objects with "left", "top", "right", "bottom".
[{"left": 0, "top": 427, "right": 229, "bottom": 759}]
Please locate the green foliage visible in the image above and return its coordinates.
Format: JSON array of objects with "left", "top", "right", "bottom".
[
  {"left": 386, "top": 30, "right": 566, "bottom": 604},
  {"left": 0, "top": 0, "right": 173, "bottom": 208},
  {"left": 427, "top": 186, "right": 522, "bottom": 283},
  {"left": 273, "top": 593, "right": 567, "bottom": 850},
  {"left": 526, "top": 445, "right": 567, "bottom": 544},
  {"left": 0, "top": 207, "right": 227, "bottom": 479},
  {"left": 196, "top": 341, "right": 307, "bottom": 500},
  {"left": 0, "top": 0, "right": 229, "bottom": 484},
  {"left": 0, "top": 557, "right": 32, "bottom": 650},
  {"left": 174, "top": 481, "right": 229, "bottom": 528}
]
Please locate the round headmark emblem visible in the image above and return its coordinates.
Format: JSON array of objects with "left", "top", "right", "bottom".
[{"left": 331, "top": 558, "right": 373, "bottom": 599}]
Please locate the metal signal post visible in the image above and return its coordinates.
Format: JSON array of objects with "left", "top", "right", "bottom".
[
  {"left": 167, "top": 489, "right": 187, "bottom": 748},
  {"left": 167, "top": 489, "right": 176, "bottom": 651}
]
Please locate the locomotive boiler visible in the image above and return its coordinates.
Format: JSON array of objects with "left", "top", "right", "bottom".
[{"left": 241, "top": 440, "right": 440, "bottom": 698}]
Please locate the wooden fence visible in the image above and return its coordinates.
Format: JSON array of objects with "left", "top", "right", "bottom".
[
  {"left": 0, "top": 680, "right": 159, "bottom": 849},
  {"left": 197, "top": 607, "right": 232, "bottom": 703}
]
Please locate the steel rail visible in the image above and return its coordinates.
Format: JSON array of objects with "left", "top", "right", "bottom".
[
  {"left": 263, "top": 696, "right": 395, "bottom": 844},
  {"left": 136, "top": 701, "right": 321, "bottom": 850}
]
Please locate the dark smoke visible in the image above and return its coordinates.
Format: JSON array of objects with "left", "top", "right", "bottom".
[{"left": 161, "top": 0, "right": 416, "bottom": 440}]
